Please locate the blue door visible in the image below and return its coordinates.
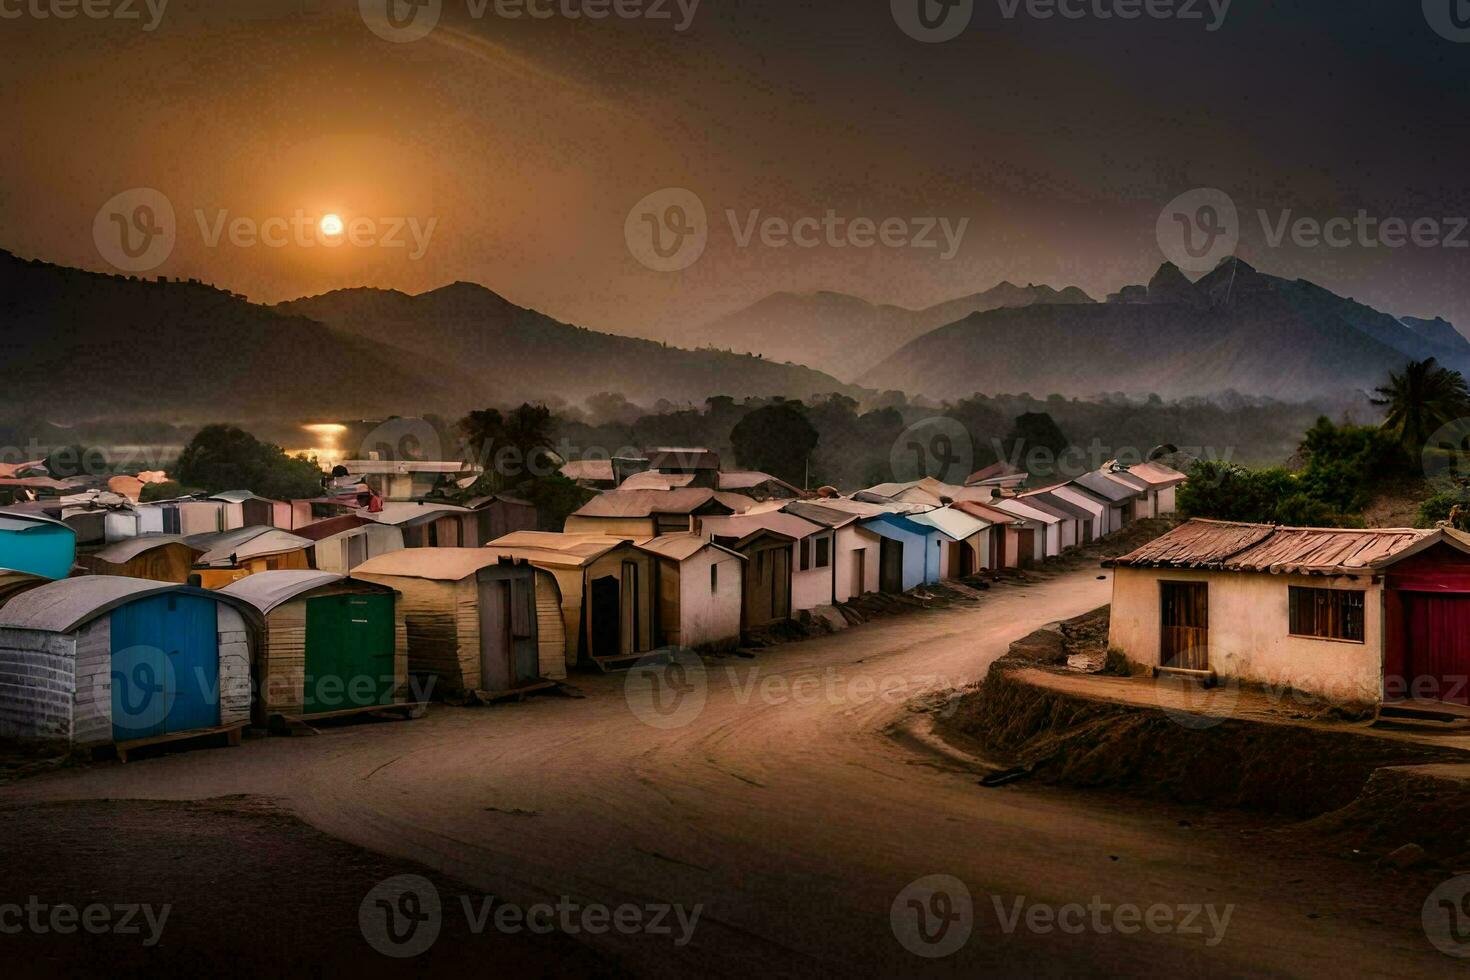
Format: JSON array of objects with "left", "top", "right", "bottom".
[{"left": 111, "top": 595, "right": 220, "bottom": 741}]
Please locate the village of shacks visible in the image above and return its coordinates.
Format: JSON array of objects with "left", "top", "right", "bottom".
[{"left": 3, "top": 2, "right": 1470, "bottom": 976}]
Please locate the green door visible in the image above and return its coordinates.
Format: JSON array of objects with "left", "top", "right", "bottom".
[{"left": 303, "top": 593, "right": 396, "bottom": 714}]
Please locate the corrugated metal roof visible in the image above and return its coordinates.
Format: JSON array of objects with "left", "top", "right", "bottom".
[
  {"left": 1108, "top": 519, "right": 1468, "bottom": 575},
  {"left": 782, "top": 501, "right": 861, "bottom": 528},
  {"left": 485, "top": 532, "right": 634, "bottom": 568},
  {"left": 355, "top": 548, "right": 534, "bottom": 580},
  {"left": 989, "top": 497, "right": 1062, "bottom": 525},
  {"left": 716, "top": 470, "right": 799, "bottom": 493},
  {"left": 187, "top": 527, "right": 313, "bottom": 567},
  {"left": 909, "top": 507, "right": 991, "bottom": 540},
  {"left": 952, "top": 501, "right": 1019, "bottom": 525},
  {"left": 700, "top": 512, "right": 823, "bottom": 543},
  {"left": 619, "top": 471, "right": 697, "bottom": 491},
  {"left": 363, "top": 502, "right": 474, "bottom": 526},
  {"left": 221, "top": 570, "right": 358, "bottom": 613},
  {"left": 637, "top": 533, "right": 745, "bottom": 563},
  {"left": 0, "top": 577, "right": 248, "bottom": 634},
  {"left": 1122, "top": 461, "right": 1188, "bottom": 488},
  {"left": 0, "top": 510, "right": 72, "bottom": 533},
  {"left": 1021, "top": 490, "right": 1095, "bottom": 523},
  {"left": 1073, "top": 471, "right": 1142, "bottom": 502},
  {"left": 573, "top": 488, "right": 724, "bottom": 518},
  {"left": 89, "top": 534, "right": 202, "bottom": 564}
]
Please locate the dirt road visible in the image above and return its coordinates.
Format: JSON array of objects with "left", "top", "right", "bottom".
[{"left": 2, "top": 569, "right": 1453, "bottom": 977}]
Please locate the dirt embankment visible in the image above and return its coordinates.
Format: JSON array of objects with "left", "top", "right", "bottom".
[{"left": 938, "top": 646, "right": 1470, "bottom": 866}]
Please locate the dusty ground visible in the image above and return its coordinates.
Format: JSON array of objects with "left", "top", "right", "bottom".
[
  {"left": 0, "top": 796, "right": 619, "bottom": 977},
  {"left": 1, "top": 567, "right": 1460, "bottom": 977}
]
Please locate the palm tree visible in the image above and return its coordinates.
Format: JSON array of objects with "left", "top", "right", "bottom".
[{"left": 1371, "top": 358, "right": 1470, "bottom": 457}]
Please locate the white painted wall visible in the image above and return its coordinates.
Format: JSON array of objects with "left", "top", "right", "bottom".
[
  {"left": 680, "top": 549, "right": 744, "bottom": 649},
  {"left": 1108, "top": 567, "right": 1383, "bottom": 704},
  {"left": 834, "top": 526, "right": 880, "bottom": 601}
]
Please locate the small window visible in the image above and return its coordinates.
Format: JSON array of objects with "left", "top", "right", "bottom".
[
  {"left": 1288, "top": 587, "right": 1364, "bottom": 642},
  {"left": 710, "top": 563, "right": 718, "bottom": 593},
  {"left": 815, "top": 535, "right": 831, "bottom": 569}
]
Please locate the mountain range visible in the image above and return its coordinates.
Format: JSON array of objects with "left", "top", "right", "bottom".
[
  {"left": 0, "top": 250, "right": 849, "bottom": 423},
  {"left": 858, "top": 259, "right": 1470, "bottom": 403},
  {"left": 667, "top": 281, "right": 1095, "bottom": 381}
]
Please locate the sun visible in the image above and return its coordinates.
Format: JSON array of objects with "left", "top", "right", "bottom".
[{"left": 320, "top": 213, "right": 344, "bottom": 237}]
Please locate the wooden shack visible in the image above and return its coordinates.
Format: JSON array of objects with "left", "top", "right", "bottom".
[
  {"left": 0, "top": 577, "right": 256, "bottom": 757},
  {"left": 220, "top": 571, "right": 415, "bottom": 725},
  {"left": 74, "top": 534, "right": 204, "bottom": 583},
  {"left": 354, "top": 549, "right": 566, "bottom": 699},
  {"left": 188, "top": 527, "right": 314, "bottom": 588}
]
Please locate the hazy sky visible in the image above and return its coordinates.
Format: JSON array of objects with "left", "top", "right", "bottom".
[{"left": 2, "top": 0, "right": 1469, "bottom": 337}]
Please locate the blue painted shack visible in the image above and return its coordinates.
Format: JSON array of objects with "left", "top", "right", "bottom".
[
  {"left": 0, "top": 577, "right": 257, "bottom": 756},
  {"left": 0, "top": 511, "right": 76, "bottom": 580},
  {"left": 859, "top": 513, "right": 944, "bottom": 593}
]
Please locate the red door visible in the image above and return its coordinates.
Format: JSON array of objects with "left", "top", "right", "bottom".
[{"left": 1400, "top": 592, "right": 1470, "bottom": 705}]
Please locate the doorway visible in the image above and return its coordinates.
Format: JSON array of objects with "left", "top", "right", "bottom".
[
  {"left": 1160, "top": 581, "right": 1209, "bottom": 670},
  {"left": 879, "top": 538, "right": 903, "bottom": 593}
]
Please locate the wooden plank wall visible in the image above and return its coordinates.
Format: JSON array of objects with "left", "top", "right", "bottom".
[
  {"left": 71, "top": 618, "right": 111, "bottom": 745},
  {"left": 533, "top": 570, "right": 567, "bottom": 680},
  {"left": 217, "top": 605, "right": 253, "bottom": 727}
]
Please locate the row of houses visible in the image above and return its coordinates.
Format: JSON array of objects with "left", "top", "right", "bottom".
[{"left": 0, "top": 446, "right": 1186, "bottom": 754}]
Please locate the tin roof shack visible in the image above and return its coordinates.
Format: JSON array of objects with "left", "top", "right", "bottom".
[
  {"left": 0, "top": 570, "right": 48, "bottom": 610},
  {"left": 701, "top": 511, "right": 834, "bottom": 621},
  {"left": 638, "top": 534, "right": 745, "bottom": 652},
  {"left": 783, "top": 501, "right": 883, "bottom": 602},
  {"left": 851, "top": 511, "right": 938, "bottom": 594},
  {"left": 142, "top": 498, "right": 234, "bottom": 536},
  {"left": 717, "top": 470, "right": 803, "bottom": 502},
  {"left": 221, "top": 571, "right": 411, "bottom": 724},
  {"left": 910, "top": 506, "right": 996, "bottom": 578},
  {"left": 646, "top": 447, "right": 722, "bottom": 489},
  {"left": 1013, "top": 493, "right": 1083, "bottom": 551},
  {"left": 74, "top": 535, "right": 204, "bottom": 583},
  {"left": 462, "top": 494, "right": 538, "bottom": 544},
  {"left": 188, "top": 527, "right": 315, "bottom": 588},
  {"left": 0, "top": 511, "right": 76, "bottom": 580},
  {"left": 339, "top": 459, "right": 475, "bottom": 501},
  {"left": 366, "top": 502, "right": 481, "bottom": 548},
  {"left": 1038, "top": 483, "right": 1112, "bottom": 542},
  {"left": 987, "top": 497, "right": 1061, "bottom": 563},
  {"left": 1112, "top": 460, "right": 1188, "bottom": 518},
  {"left": 355, "top": 550, "right": 566, "bottom": 698},
  {"left": 1071, "top": 470, "right": 1143, "bottom": 534},
  {"left": 293, "top": 516, "right": 405, "bottom": 574},
  {"left": 951, "top": 501, "right": 1023, "bottom": 569},
  {"left": 1106, "top": 519, "right": 1470, "bottom": 709},
  {"left": 565, "top": 488, "right": 734, "bottom": 538},
  {"left": 209, "top": 491, "right": 293, "bottom": 529},
  {"left": 0, "top": 577, "right": 255, "bottom": 755},
  {"left": 483, "top": 532, "right": 656, "bottom": 670}
]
